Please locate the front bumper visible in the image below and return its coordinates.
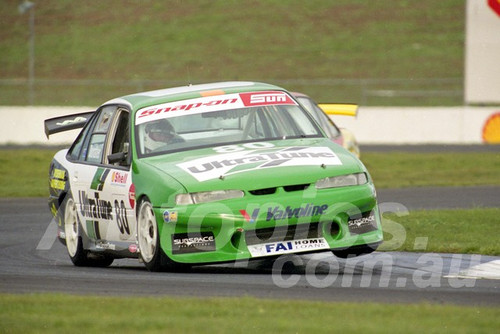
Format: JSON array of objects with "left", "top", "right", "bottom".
[{"left": 154, "top": 183, "right": 383, "bottom": 264}]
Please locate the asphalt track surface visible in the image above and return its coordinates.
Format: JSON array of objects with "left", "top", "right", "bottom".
[{"left": 1, "top": 186, "right": 499, "bottom": 306}]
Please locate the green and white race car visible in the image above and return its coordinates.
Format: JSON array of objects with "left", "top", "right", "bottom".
[{"left": 46, "top": 81, "right": 383, "bottom": 271}]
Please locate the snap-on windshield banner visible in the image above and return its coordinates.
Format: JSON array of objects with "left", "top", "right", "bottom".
[{"left": 135, "top": 91, "right": 297, "bottom": 125}]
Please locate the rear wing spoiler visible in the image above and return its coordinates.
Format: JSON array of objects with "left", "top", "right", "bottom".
[
  {"left": 318, "top": 104, "right": 358, "bottom": 117},
  {"left": 44, "top": 111, "right": 95, "bottom": 138}
]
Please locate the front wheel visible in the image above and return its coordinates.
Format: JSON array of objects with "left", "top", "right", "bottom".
[
  {"left": 136, "top": 199, "right": 191, "bottom": 272},
  {"left": 137, "top": 199, "right": 169, "bottom": 271}
]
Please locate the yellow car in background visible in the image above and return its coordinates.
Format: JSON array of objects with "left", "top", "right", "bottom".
[{"left": 292, "top": 92, "right": 360, "bottom": 158}]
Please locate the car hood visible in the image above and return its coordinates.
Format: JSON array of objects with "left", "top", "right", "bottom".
[{"left": 140, "top": 138, "right": 365, "bottom": 193}]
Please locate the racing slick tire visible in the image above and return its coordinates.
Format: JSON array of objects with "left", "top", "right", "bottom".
[
  {"left": 136, "top": 198, "right": 191, "bottom": 272},
  {"left": 63, "top": 194, "right": 114, "bottom": 267}
]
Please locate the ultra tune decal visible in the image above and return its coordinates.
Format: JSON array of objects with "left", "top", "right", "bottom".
[{"left": 177, "top": 146, "right": 342, "bottom": 182}]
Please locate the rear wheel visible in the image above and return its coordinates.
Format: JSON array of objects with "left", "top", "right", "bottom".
[
  {"left": 63, "top": 195, "right": 113, "bottom": 267},
  {"left": 64, "top": 195, "right": 88, "bottom": 266}
]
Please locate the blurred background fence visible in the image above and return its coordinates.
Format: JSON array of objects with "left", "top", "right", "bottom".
[{"left": 0, "top": 78, "right": 463, "bottom": 107}]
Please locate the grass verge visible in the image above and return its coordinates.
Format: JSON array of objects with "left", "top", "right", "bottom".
[
  {"left": 380, "top": 208, "right": 500, "bottom": 256},
  {"left": 1, "top": 0, "right": 464, "bottom": 106},
  {"left": 363, "top": 152, "right": 500, "bottom": 188},
  {"left": 0, "top": 294, "right": 498, "bottom": 333},
  {"left": 0, "top": 148, "right": 57, "bottom": 197}
]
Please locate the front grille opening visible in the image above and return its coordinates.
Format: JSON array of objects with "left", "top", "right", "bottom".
[
  {"left": 249, "top": 187, "right": 276, "bottom": 195},
  {"left": 231, "top": 229, "right": 244, "bottom": 250},
  {"left": 249, "top": 184, "right": 309, "bottom": 195},
  {"left": 329, "top": 221, "right": 341, "bottom": 238},
  {"left": 283, "top": 184, "right": 310, "bottom": 192},
  {"left": 246, "top": 223, "right": 320, "bottom": 245}
]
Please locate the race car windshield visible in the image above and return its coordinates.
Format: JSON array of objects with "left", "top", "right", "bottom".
[{"left": 135, "top": 97, "right": 324, "bottom": 157}]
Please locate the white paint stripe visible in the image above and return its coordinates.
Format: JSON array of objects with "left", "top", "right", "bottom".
[
  {"left": 445, "top": 260, "right": 500, "bottom": 280},
  {"left": 36, "top": 219, "right": 58, "bottom": 250}
]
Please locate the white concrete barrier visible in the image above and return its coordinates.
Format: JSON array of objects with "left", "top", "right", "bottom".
[
  {"left": 0, "top": 106, "right": 499, "bottom": 145},
  {"left": 1, "top": 106, "right": 91, "bottom": 145},
  {"left": 333, "top": 106, "right": 499, "bottom": 144}
]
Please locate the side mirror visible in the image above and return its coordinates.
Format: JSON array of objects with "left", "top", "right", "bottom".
[
  {"left": 108, "top": 143, "right": 130, "bottom": 165},
  {"left": 108, "top": 152, "right": 127, "bottom": 164}
]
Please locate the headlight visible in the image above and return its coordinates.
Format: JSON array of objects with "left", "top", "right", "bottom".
[
  {"left": 176, "top": 189, "right": 244, "bottom": 205},
  {"left": 315, "top": 172, "right": 368, "bottom": 189}
]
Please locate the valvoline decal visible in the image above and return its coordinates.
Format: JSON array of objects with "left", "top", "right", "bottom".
[{"left": 241, "top": 203, "right": 329, "bottom": 222}]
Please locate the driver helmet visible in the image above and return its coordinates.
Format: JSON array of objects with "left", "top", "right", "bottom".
[{"left": 144, "top": 119, "right": 177, "bottom": 152}]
